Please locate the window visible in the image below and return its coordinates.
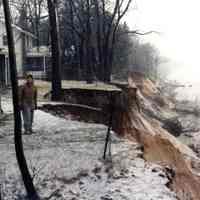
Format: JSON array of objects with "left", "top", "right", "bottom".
[
  {"left": 3, "top": 35, "right": 8, "bottom": 46},
  {"left": 26, "top": 57, "right": 44, "bottom": 71}
]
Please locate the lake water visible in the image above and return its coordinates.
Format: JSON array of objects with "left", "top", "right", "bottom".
[
  {"left": 175, "top": 82, "right": 200, "bottom": 145},
  {"left": 175, "top": 82, "right": 200, "bottom": 103}
]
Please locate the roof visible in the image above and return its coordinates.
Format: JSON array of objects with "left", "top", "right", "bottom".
[
  {"left": 12, "top": 24, "right": 36, "bottom": 38},
  {"left": 0, "top": 47, "right": 8, "bottom": 55},
  {"left": 0, "top": 19, "right": 36, "bottom": 39}
]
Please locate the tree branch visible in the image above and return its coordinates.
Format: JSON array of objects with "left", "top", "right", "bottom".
[{"left": 119, "top": 30, "right": 161, "bottom": 36}]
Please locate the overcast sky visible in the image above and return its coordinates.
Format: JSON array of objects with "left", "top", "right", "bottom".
[{"left": 125, "top": 0, "right": 200, "bottom": 82}]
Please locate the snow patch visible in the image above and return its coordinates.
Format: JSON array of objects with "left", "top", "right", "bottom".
[{"left": 0, "top": 98, "right": 177, "bottom": 200}]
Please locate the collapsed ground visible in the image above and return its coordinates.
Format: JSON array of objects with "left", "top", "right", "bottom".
[
  {"left": 2, "top": 77, "right": 200, "bottom": 200},
  {"left": 0, "top": 80, "right": 178, "bottom": 200}
]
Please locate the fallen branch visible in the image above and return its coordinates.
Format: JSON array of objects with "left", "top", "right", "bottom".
[
  {"left": 119, "top": 30, "right": 162, "bottom": 36},
  {"left": 43, "top": 189, "right": 61, "bottom": 200}
]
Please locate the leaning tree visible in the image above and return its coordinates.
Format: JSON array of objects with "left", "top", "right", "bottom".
[{"left": 2, "top": 0, "right": 40, "bottom": 199}]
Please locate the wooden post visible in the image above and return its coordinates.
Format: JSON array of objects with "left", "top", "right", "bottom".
[
  {"left": 43, "top": 56, "right": 46, "bottom": 73},
  {"left": 103, "top": 92, "right": 114, "bottom": 159}
]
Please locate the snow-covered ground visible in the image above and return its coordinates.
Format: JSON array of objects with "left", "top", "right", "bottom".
[{"left": 0, "top": 96, "right": 177, "bottom": 200}]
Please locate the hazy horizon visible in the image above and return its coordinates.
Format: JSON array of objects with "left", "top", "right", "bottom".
[{"left": 125, "top": 0, "right": 200, "bottom": 83}]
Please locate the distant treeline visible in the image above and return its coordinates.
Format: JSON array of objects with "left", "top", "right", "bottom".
[{"left": 9, "top": 0, "right": 165, "bottom": 82}]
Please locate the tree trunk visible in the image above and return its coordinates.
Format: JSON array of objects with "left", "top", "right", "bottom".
[
  {"left": 102, "top": 40, "right": 111, "bottom": 82},
  {"left": 69, "top": 0, "right": 80, "bottom": 80},
  {"left": 78, "top": 38, "right": 84, "bottom": 80},
  {"left": 85, "top": 0, "right": 93, "bottom": 83},
  {"left": 47, "top": 0, "right": 62, "bottom": 101},
  {"left": 0, "top": 92, "right": 2, "bottom": 114},
  {"left": 2, "top": 0, "right": 40, "bottom": 199},
  {"left": 33, "top": 0, "right": 40, "bottom": 51},
  {"left": 35, "top": 17, "right": 40, "bottom": 51},
  {"left": 94, "top": 0, "right": 102, "bottom": 81},
  {"left": 19, "top": 7, "right": 28, "bottom": 77}
]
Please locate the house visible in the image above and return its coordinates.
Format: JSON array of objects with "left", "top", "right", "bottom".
[
  {"left": 26, "top": 46, "right": 51, "bottom": 80},
  {"left": 0, "top": 20, "right": 51, "bottom": 86}
]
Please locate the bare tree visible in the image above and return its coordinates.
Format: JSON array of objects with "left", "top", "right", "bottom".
[
  {"left": 8, "top": 0, "right": 47, "bottom": 76},
  {"left": 10, "top": 0, "right": 47, "bottom": 42},
  {"left": 2, "top": 0, "right": 40, "bottom": 199},
  {"left": 47, "top": 0, "right": 62, "bottom": 101},
  {"left": 61, "top": 0, "right": 133, "bottom": 82},
  {"left": 27, "top": 0, "right": 47, "bottom": 48},
  {"left": 101, "top": 0, "right": 133, "bottom": 82}
]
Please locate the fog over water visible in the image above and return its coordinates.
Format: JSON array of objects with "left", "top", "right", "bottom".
[{"left": 125, "top": 0, "right": 200, "bottom": 84}]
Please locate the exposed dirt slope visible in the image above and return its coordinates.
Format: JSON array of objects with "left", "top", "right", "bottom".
[{"left": 117, "top": 73, "right": 200, "bottom": 200}]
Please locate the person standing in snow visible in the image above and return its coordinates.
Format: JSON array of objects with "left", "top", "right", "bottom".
[{"left": 19, "top": 74, "right": 37, "bottom": 134}]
